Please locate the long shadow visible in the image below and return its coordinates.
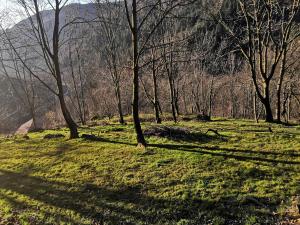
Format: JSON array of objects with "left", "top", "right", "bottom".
[
  {"left": 0, "top": 137, "right": 136, "bottom": 161},
  {"left": 80, "top": 135, "right": 137, "bottom": 146},
  {"left": 0, "top": 192, "right": 80, "bottom": 225},
  {"left": 0, "top": 169, "right": 280, "bottom": 224},
  {"left": 54, "top": 137, "right": 300, "bottom": 166},
  {"left": 195, "top": 146, "right": 300, "bottom": 157},
  {"left": 1, "top": 136, "right": 299, "bottom": 167},
  {"left": 150, "top": 144, "right": 300, "bottom": 165},
  {"left": 0, "top": 142, "right": 77, "bottom": 161}
]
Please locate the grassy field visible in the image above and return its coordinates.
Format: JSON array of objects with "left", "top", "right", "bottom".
[{"left": 0, "top": 117, "right": 299, "bottom": 225}]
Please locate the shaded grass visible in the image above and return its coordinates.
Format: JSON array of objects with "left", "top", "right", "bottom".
[{"left": 0, "top": 118, "right": 299, "bottom": 224}]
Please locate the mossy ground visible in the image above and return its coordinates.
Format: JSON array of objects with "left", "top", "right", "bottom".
[{"left": 0, "top": 117, "right": 299, "bottom": 225}]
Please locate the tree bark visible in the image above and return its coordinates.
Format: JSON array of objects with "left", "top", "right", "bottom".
[
  {"left": 115, "top": 83, "right": 125, "bottom": 125},
  {"left": 151, "top": 49, "right": 162, "bottom": 124},
  {"left": 53, "top": 3, "right": 79, "bottom": 138},
  {"left": 276, "top": 50, "right": 287, "bottom": 123},
  {"left": 131, "top": 0, "right": 146, "bottom": 147},
  {"left": 253, "top": 85, "right": 259, "bottom": 123},
  {"left": 208, "top": 77, "right": 214, "bottom": 118},
  {"left": 152, "top": 75, "right": 161, "bottom": 124},
  {"left": 262, "top": 81, "right": 274, "bottom": 123},
  {"left": 168, "top": 77, "right": 177, "bottom": 123},
  {"left": 59, "top": 95, "right": 78, "bottom": 138}
]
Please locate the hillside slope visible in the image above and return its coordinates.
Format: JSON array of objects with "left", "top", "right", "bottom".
[{"left": 0, "top": 118, "right": 299, "bottom": 224}]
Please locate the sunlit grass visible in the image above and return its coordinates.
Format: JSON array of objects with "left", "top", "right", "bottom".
[{"left": 0, "top": 117, "right": 299, "bottom": 224}]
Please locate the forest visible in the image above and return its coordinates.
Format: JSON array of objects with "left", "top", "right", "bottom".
[{"left": 0, "top": 0, "right": 299, "bottom": 224}]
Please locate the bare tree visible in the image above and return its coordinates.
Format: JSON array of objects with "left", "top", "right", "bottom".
[
  {"left": 94, "top": 0, "right": 129, "bottom": 125},
  {"left": 140, "top": 43, "right": 163, "bottom": 124},
  {"left": 123, "top": 0, "right": 196, "bottom": 146},
  {"left": 0, "top": 47, "right": 39, "bottom": 129},
  {"left": 215, "top": 0, "right": 300, "bottom": 122},
  {"left": 3, "top": 0, "right": 80, "bottom": 138},
  {"left": 67, "top": 42, "right": 88, "bottom": 125}
]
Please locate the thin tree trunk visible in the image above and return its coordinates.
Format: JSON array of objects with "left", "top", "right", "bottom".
[
  {"left": 53, "top": 1, "right": 78, "bottom": 138},
  {"left": 131, "top": 0, "right": 146, "bottom": 147},
  {"left": 174, "top": 92, "right": 180, "bottom": 116},
  {"left": 151, "top": 51, "right": 162, "bottom": 124},
  {"left": 168, "top": 61, "right": 177, "bottom": 122},
  {"left": 276, "top": 50, "right": 287, "bottom": 123},
  {"left": 208, "top": 77, "right": 214, "bottom": 118},
  {"left": 230, "top": 80, "right": 236, "bottom": 118},
  {"left": 253, "top": 86, "right": 259, "bottom": 123},
  {"left": 56, "top": 46, "right": 78, "bottom": 138},
  {"left": 168, "top": 77, "right": 177, "bottom": 123},
  {"left": 287, "top": 94, "right": 291, "bottom": 123},
  {"left": 70, "top": 51, "right": 85, "bottom": 125},
  {"left": 115, "top": 83, "right": 125, "bottom": 125}
]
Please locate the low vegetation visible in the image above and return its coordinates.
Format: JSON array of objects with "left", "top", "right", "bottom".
[{"left": 0, "top": 117, "right": 299, "bottom": 224}]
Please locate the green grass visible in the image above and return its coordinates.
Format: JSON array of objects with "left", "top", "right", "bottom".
[{"left": 0, "top": 118, "right": 299, "bottom": 224}]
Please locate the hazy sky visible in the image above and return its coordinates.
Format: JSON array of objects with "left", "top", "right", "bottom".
[
  {"left": 0, "top": 0, "right": 13, "bottom": 11},
  {"left": 0, "top": 0, "right": 21, "bottom": 26},
  {"left": 0, "top": 0, "right": 89, "bottom": 26},
  {"left": 0, "top": 0, "right": 89, "bottom": 9}
]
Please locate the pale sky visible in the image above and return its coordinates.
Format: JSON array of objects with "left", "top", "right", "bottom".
[
  {"left": 0, "top": 0, "right": 90, "bottom": 26},
  {"left": 0, "top": 0, "right": 21, "bottom": 26},
  {"left": 0, "top": 0, "right": 89, "bottom": 10},
  {"left": 0, "top": 0, "right": 11, "bottom": 9},
  {"left": 0, "top": 0, "right": 14, "bottom": 12}
]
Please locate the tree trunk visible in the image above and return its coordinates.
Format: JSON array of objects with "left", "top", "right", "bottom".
[
  {"left": 263, "top": 81, "right": 274, "bottom": 123},
  {"left": 174, "top": 94, "right": 180, "bottom": 116},
  {"left": 151, "top": 51, "right": 162, "bottom": 124},
  {"left": 132, "top": 65, "right": 146, "bottom": 146},
  {"left": 55, "top": 62, "right": 78, "bottom": 138},
  {"left": 276, "top": 82, "right": 283, "bottom": 123},
  {"left": 154, "top": 102, "right": 161, "bottom": 124},
  {"left": 263, "top": 98, "right": 274, "bottom": 123},
  {"left": 230, "top": 80, "right": 236, "bottom": 118},
  {"left": 253, "top": 86, "right": 259, "bottom": 123},
  {"left": 58, "top": 91, "right": 79, "bottom": 139},
  {"left": 132, "top": 0, "right": 146, "bottom": 147},
  {"left": 208, "top": 78, "right": 214, "bottom": 118},
  {"left": 169, "top": 79, "right": 177, "bottom": 123},
  {"left": 115, "top": 84, "right": 125, "bottom": 125},
  {"left": 55, "top": 65, "right": 79, "bottom": 138},
  {"left": 264, "top": 102, "right": 273, "bottom": 122},
  {"left": 276, "top": 51, "right": 287, "bottom": 123},
  {"left": 53, "top": 3, "right": 78, "bottom": 138},
  {"left": 287, "top": 94, "right": 291, "bottom": 123}
]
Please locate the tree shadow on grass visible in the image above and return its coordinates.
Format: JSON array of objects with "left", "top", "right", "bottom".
[
  {"left": 149, "top": 144, "right": 300, "bottom": 165},
  {"left": 144, "top": 126, "right": 226, "bottom": 143},
  {"left": 0, "top": 169, "right": 281, "bottom": 225},
  {"left": 0, "top": 142, "right": 76, "bottom": 161},
  {"left": 77, "top": 136, "right": 300, "bottom": 166},
  {"left": 0, "top": 192, "right": 80, "bottom": 225}
]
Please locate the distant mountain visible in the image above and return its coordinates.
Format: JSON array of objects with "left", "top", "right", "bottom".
[
  {"left": 0, "top": 3, "right": 103, "bottom": 133},
  {"left": 0, "top": 1, "right": 249, "bottom": 133}
]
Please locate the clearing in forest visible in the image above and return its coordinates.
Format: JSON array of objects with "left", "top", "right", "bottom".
[{"left": 0, "top": 118, "right": 299, "bottom": 225}]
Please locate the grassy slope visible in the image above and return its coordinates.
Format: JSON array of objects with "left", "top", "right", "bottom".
[{"left": 0, "top": 118, "right": 299, "bottom": 225}]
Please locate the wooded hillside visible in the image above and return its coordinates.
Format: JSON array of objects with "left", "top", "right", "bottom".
[{"left": 0, "top": 0, "right": 299, "bottom": 137}]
